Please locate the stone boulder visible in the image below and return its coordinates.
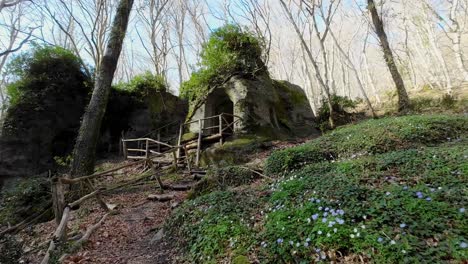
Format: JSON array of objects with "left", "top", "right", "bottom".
[
  {"left": 0, "top": 88, "right": 188, "bottom": 179},
  {"left": 188, "top": 72, "right": 317, "bottom": 138},
  {"left": 0, "top": 86, "right": 89, "bottom": 178}
]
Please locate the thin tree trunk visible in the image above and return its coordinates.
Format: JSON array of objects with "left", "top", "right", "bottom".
[
  {"left": 367, "top": 0, "right": 410, "bottom": 112},
  {"left": 70, "top": 0, "right": 134, "bottom": 177},
  {"left": 363, "top": 29, "right": 381, "bottom": 103},
  {"left": 279, "top": 0, "right": 335, "bottom": 128},
  {"left": 449, "top": 0, "right": 468, "bottom": 82},
  {"left": 425, "top": 20, "right": 452, "bottom": 91},
  {"left": 329, "top": 29, "right": 376, "bottom": 117}
]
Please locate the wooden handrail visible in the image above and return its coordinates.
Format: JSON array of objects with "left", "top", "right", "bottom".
[
  {"left": 122, "top": 137, "right": 173, "bottom": 148},
  {"left": 183, "top": 113, "right": 243, "bottom": 126}
]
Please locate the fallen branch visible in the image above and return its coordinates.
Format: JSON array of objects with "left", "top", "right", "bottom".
[
  {"left": 68, "top": 190, "right": 99, "bottom": 208},
  {"left": 148, "top": 193, "right": 175, "bottom": 202},
  {"left": 238, "top": 166, "right": 274, "bottom": 181},
  {"left": 40, "top": 207, "right": 71, "bottom": 264},
  {"left": 60, "top": 159, "right": 148, "bottom": 184},
  {"left": 59, "top": 212, "right": 110, "bottom": 262}
]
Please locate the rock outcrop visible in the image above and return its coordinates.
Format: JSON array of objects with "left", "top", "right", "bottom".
[
  {"left": 0, "top": 89, "right": 188, "bottom": 178},
  {"left": 0, "top": 85, "right": 90, "bottom": 177},
  {"left": 188, "top": 72, "right": 317, "bottom": 138}
]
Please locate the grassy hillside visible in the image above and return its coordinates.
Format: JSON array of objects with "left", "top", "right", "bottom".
[{"left": 164, "top": 115, "right": 468, "bottom": 263}]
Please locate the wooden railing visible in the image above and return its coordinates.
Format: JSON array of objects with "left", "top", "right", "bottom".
[
  {"left": 176, "top": 113, "right": 243, "bottom": 166},
  {"left": 122, "top": 113, "right": 242, "bottom": 167},
  {"left": 121, "top": 138, "right": 174, "bottom": 160}
]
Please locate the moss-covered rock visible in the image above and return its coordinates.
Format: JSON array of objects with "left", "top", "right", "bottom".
[
  {"left": 0, "top": 46, "right": 91, "bottom": 177},
  {"left": 199, "top": 136, "right": 271, "bottom": 167},
  {"left": 187, "top": 73, "right": 318, "bottom": 139},
  {"left": 100, "top": 88, "right": 187, "bottom": 152}
]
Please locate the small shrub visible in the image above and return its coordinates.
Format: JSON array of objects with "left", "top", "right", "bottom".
[
  {"left": 180, "top": 24, "right": 266, "bottom": 113},
  {"left": 114, "top": 71, "right": 167, "bottom": 97},
  {"left": 4, "top": 45, "right": 91, "bottom": 106},
  {"left": 440, "top": 94, "right": 456, "bottom": 109},
  {"left": 0, "top": 176, "right": 51, "bottom": 225},
  {"left": 316, "top": 94, "right": 360, "bottom": 131}
]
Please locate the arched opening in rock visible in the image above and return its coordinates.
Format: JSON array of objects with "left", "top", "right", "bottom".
[{"left": 205, "top": 88, "right": 234, "bottom": 135}]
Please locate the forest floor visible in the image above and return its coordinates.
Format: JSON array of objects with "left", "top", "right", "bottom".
[{"left": 17, "top": 140, "right": 303, "bottom": 264}]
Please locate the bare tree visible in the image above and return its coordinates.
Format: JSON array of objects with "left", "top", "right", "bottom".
[
  {"left": 280, "top": 0, "right": 338, "bottom": 127},
  {"left": 367, "top": 0, "right": 410, "bottom": 112},
  {"left": 328, "top": 28, "right": 376, "bottom": 117},
  {"left": 0, "top": 1, "right": 37, "bottom": 118},
  {"left": 70, "top": 0, "right": 134, "bottom": 177},
  {"left": 0, "top": 0, "right": 28, "bottom": 11},
  {"left": 136, "top": 0, "right": 170, "bottom": 80},
  {"left": 43, "top": 0, "right": 116, "bottom": 75},
  {"left": 362, "top": 26, "right": 381, "bottom": 104},
  {"left": 423, "top": 0, "right": 468, "bottom": 84}
]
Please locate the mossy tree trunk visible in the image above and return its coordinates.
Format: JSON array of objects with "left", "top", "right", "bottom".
[
  {"left": 367, "top": 0, "right": 410, "bottom": 113},
  {"left": 70, "top": 0, "right": 134, "bottom": 177}
]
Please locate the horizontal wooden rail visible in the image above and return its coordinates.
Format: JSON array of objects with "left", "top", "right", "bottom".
[
  {"left": 127, "top": 149, "right": 147, "bottom": 152},
  {"left": 122, "top": 138, "right": 173, "bottom": 149}
]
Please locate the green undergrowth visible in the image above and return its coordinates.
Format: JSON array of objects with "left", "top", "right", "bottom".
[
  {"left": 165, "top": 189, "right": 266, "bottom": 263},
  {"left": 162, "top": 114, "right": 468, "bottom": 263},
  {"left": 265, "top": 115, "right": 467, "bottom": 175},
  {"left": 260, "top": 144, "right": 467, "bottom": 263},
  {"left": 0, "top": 176, "right": 51, "bottom": 225}
]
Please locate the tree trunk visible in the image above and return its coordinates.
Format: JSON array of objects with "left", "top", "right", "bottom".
[
  {"left": 329, "top": 29, "right": 376, "bottom": 118},
  {"left": 70, "top": 0, "right": 134, "bottom": 177},
  {"left": 449, "top": 0, "right": 468, "bottom": 82},
  {"left": 367, "top": 0, "right": 410, "bottom": 112},
  {"left": 279, "top": 0, "right": 335, "bottom": 128}
]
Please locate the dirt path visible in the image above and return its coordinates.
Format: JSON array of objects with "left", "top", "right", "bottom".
[
  {"left": 18, "top": 139, "right": 309, "bottom": 264},
  {"left": 61, "top": 188, "right": 187, "bottom": 264},
  {"left": 19, "top": 181, "right": 188, "bottom": 264}
]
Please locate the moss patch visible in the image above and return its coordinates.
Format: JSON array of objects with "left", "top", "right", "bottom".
[
  {"left": 265, "top": 115, "right": 468, "bottom": 175},
  {"left": 181, "top": 132, "right": 197, "bottom": 142},
  {"left": 200, "top": 136, "right": 271, "bottom": 167},
  {"left": 273, "top": 80, "right": 308, "bottom": 105},
  {"left": 188, "top": 166, "right": 258, "bottom": 199}
]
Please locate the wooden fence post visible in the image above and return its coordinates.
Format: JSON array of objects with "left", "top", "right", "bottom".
[
  {"left": 176, "top": 124, "right": 183, "bottom": 158},
  {"left": 145, "top": 139, "right": 149, "bottom": 159},
  {"left": 51, "top": 177, "right": 65, "bottom": 225},
  {"left": 196, "top": 119, "right": 202, "bottom": 167},
  {"left": 219, "top": 114, "right": 223, "bottom": 145},
  {"left": 122, "top": 139, "right": 128, "bottom": 159},
  {"left": 184, "top": 145, "right": 191, "bottom": 174},
  {"left": 157, "top": 131, "right": 161, "bottom": 153}
]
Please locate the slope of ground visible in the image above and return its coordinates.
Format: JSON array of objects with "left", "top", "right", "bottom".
[
  {"left": 162, "top": 115, "right": 468, "bottom": 263},
  {"left": 7, "top": 138, "right": 299, "bottom": 264}
]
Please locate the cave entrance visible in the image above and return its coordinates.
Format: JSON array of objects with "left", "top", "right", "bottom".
[{"left": 205, "top": 88, "right": 234, "bottom": 135}]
